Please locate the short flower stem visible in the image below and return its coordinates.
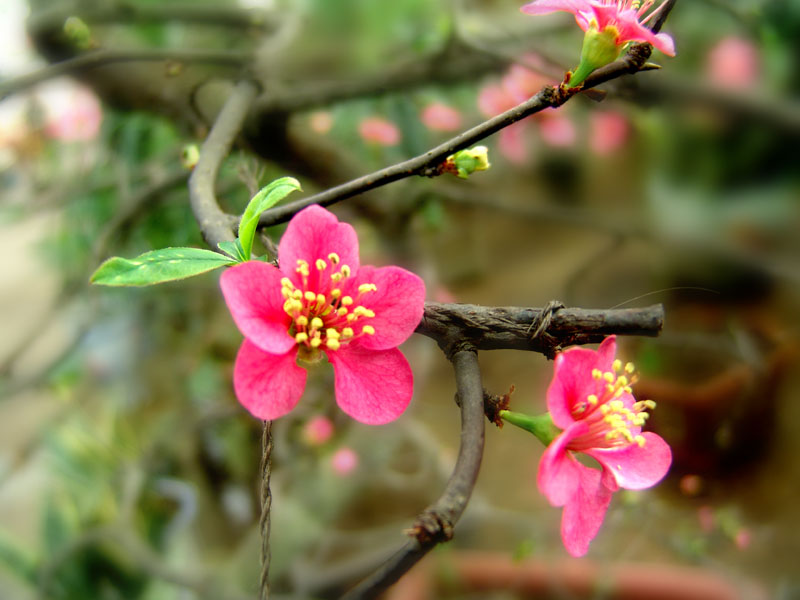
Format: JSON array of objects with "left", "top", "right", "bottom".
[{"left": 499, "top": 410, "right": 560, "bottom": 446}]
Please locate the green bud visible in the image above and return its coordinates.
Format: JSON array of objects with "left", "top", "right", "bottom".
[
  {"left": 447, "top": 145, "right": 491, "bottom": 179},
  {"left": 63, "top": 16, "right": 92, "bottom": 50},
  {"left": 181, "top": 144, "right": 200, "bottom": 170},
  {"left": 500, "top": 410, "right": 561, "bottom": 446}
]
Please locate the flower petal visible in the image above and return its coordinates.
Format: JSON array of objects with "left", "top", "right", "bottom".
[
  {"left": 328, "top": 346, "right": 413, "bottom": 425},
  {"left": 596, "top": 5, "right": 676, "bottom": 56},
  {"left": 587, "top": 431, "right": 672, "bottom": 490},
  {"left": 520, "top": 0, "right": 592, "bottom": 16},
  {"left": 278, "top": 205, "right": 360, "bottom": 289},
  {"left": 233, "top": 340, "right": 307, "bottom": 420},
  {"left": 560, "top": 465, "right": 614, "bottom": 557},
  {"left": 220, "top": 261, "right": 296, "bottom": 354},
  {"left": 537, "top": 421, "right": 589, "bottom": 506},
  {"left": 546, "top": 336, "right": 616, "bottom": 429},
  {"left": 350, "top": 265, "right": 425, "bottom": 350}
]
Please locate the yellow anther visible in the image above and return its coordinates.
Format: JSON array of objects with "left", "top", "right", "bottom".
[
  {"left": 281, "top": 288, "right": 291, "bottom": 299},
  {"left": 304, "top": 291, "right": 316, "bottom": 302},
  {"left": 337, "top": 307, "right": 349, "bottom": 317},
  {"left": 347, "top": 314, "right": 356, "bottom": 322},
  {"left": 353, "top": 306, "right": 375, "bottom": 318},
  {"left": 643, "top": 399, "right": 657, "bottom": 409},
  {"left": 280, "top": 277, "right": 294, "bottom": 288},
  {"left": 310, "top": 338, "right": 322, "bottom": 348},
  {"left": 600, "top": 404, "right": 610, "bottom": 415},
  {"left": 296, "top": 316, "right": 309, "bottom": 327},
  {"left": 326, "top": 339, "right": 341, "bottom": 351},
  {"left": 316, "top": 293, "right": 326, "bottom": 305},
  {"left": 587, "top": 394, "right": 598, "bottom": 406},
  {"left": 310, "top": 317, "right": 324, "bottom": 330},
  {"left": 328, "top": 253, "right": 340, "bottom": 264},
  {"left": 592, "top": 369, "right": 603, "bottom": 380},
  {"left": 294, "top": 332, "right": 309, "bottom": 343},
  {"left": 609, "top": 400, "right": 624, "bottom": 411},
  {"left": 625, "top": 362, "right": 635, "bottom": 374},
  {"left": 362, "top": 325, "right": 375, "bottom": 335},
  {"left": 621, "top": 429, "right": 634, "bottom": 442},
  {"left": 292, "top": 290, "right": 303, "bottom": 300},
  {"left": 283, "top": 299, "right": 294, "bottom": 313},
  {"left": 614, "top": 388, "right": 625, "bottom": 398},
  {"left": 634, "top": 435, "right": 646, "bottom": 447},
  {"left": 603, "top": 372, "right": 615, "bottom": 383},
  {"left": 612, "top": 359, "right": 622, "bottom": 372},
  {"left": 623, "top": 386, "right": 632, "bottom": 394},
  {"left": 340, "top": 265, "right": 351, "bottom": 278},
  {"left": 341, "top": 296, "right": 354, "bottom": 306},
  {"left": 315, "top": 259, "right": 327, "bottom": 271},
  {"left": 330, "top": 289, "right": 342, "bottom": 299},
  {"left": 296, "top": 260, "right": 310, "bottom": 277},
  {"left": 341, "top": 327, "right": 354, "bottom": 338},
  {"left": 331, "top": 272, "right": 343, "bottom": 283},
  {"left": 617, "top": 375, "right": 629, "bottom": 387},
  {"left": 326, "top": 328, "right": 340, "bottom": 340},
  {"left": 358, "top": 283, "right": 377, "bottom": 294}
]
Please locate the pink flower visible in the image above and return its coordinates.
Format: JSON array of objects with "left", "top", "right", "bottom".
[
  {"left": 538, "top": 336, "right": 672, "bottom": 556},
  {"left": 589, "top": 109, "right": 629, "bottom": 155},
  {"left": 358, "top": 117, "right": 401, "bottom": 146},
  {"left": 521, "top": 1, "right": 676, "bottom": 57},
  {"left": 538, "top": 112, "right": 577, "bottom": 147},
  {"left": 303, "top": 415, "right": 335, "bottom": 446},
  {"left": 309, "top": 111, "right": 334, "bottom": 134},
  {"left": 420, "top": 102, "right": 462, "bottom": 132},
  {"left": 330, "top": 447, "right": 359, "bottom": 476},
  {"left": 220, "top": 205, "right": 425, "bottom": 425},
  {"left": 706, "top": 36, "right": 760, "bottom": 90},
  {"left": 41, "top": 81, "right": 103, "bottom": 142}
]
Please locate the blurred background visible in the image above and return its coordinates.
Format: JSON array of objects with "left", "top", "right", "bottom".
[{"left": 1, "top": 0, "right": 798, "bottom": 598}]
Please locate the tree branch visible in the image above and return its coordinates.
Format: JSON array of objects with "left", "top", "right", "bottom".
[
  {"left": 189, "top": 79, "right": 260, "bottom": 250},
  {"left": 0, "top": 49, "right": 248, "bottom": 101},
  {"left": 417, "top": 302, "right": 664, "bottom": 358},
  {"left": 342, "top": 349, "right": 485, "bottom": 600}
]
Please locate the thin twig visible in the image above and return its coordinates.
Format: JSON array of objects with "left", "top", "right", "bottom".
[
  {"left": 259, "top": 420, "right": 274, "bottom": 600},
  {"left": 342, "top": 349, "right": 485, "bottom": 600},
  {"left": 0, "top": 49, "right": 248, "bottom": 100},
  {"left": 189, "top": 79, "right": 260, "bottom": 250}
]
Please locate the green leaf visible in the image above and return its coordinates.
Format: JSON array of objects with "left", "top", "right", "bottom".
[
  {"left": 238, "top": 176, "right": 301, "bottom": 260},
  {"left": 218, "top": 239, "right": 248, "bottom": 262},
  {"left": 90, "top": 247, "right": 236, "bottom": 286}
]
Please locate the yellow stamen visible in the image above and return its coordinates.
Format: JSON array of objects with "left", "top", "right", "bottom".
[
  {"left": 304, "top": 291, "right": 316, "bottom": 302},
  {"left": 296, "top": 316, "right": 308, "bottom": 327},
  {"left": 612, "top": 359, "right": 622, "bottom": 372},
  {"left": 587, "top": 394, "right": 598, "bottom": 405},
  {"left": 310, "top": 317, "right": 323, "bottom": 330},
  {"left": 358, "top": 283, "right": 377, "bottom": 294},
  {"left": 315, "top": 258, "right": 327, "bottom": 271},
  {"left": 295, "top": 332, "right": 308, "bottom": 343},
  {"left": 341, "top": 296, "right": 354, "bottom": 306},
  {"left": 625, "top": 362, "right": 635, "bottom": 374},
  {"left": 592, "top": 369, "right": 603, "bottom": 380},
  {"left": 328, "top": 253, "right": 340, "bottom": 264},
  {"left": 362, "top": 325, "right": 375, "bottom": 335},
  {"left": 341, "top": 328, "right": 354, "bottom": 338},
  {"left": 326, "top": 328, "right": 340, "bottom": 340},
  {"left": 326, "top": 339, "right": 340, "bottom": 351},
  {"left": 310, "top": 338, "right": 322, "bottom": 348}
]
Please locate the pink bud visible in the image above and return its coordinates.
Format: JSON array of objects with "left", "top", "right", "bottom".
[
  {"left": 589, "top": 110, "right": 630, "bottom": 156},
  {"left": 330, "top": 447, "right": 359, "bottom": 476},
  {"left": 303, "top": 415, "right": 334, "bottom": 446},
  {"left": 358, "top": 117, "right": 401, "bottom": 146},
  {"left": 706, "top": 36, "right": 760, "bottom": 90},
  {"left": 538, "top": 113, "right": 576, "bottom": 147},
  {"left": 41, "top": 80, "right": 102, "bottom": 142},
  {"left": 420, "top": 102, "right": 462, "bottom": 132}
]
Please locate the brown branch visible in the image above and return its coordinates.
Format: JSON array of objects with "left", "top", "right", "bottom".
[
  {"left": 0, "top": 49, "right": 248, "bottom": 101},
  {"left": 342, "top": 349, "right": 485, "bottom": 600},
  {"left": 189, "top": 79, "right": 260, "bottom": 250},
  {"left": 417, "top": 302, "right": 664, "bottom": 358}
]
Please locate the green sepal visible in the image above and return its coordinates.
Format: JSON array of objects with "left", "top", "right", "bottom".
[
  {"left": 238, "top": 176, "right": 301, "bottom": 260},
  {"left": 500, "top": 410, "right": 561, "bottom": 446},
  {"left": 218, "top": 239, "right": 248, "bottom": 262},
  {"left": 90, "top": 247, "right": 236, "bottom": 287}
]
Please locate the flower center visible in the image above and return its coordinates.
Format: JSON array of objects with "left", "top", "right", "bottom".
[
  {"left": 569, "top": 359, "right": 656, "bottom": 450},
  {"left": 281, "top": 253, "right": 377, "bottom": 362}
]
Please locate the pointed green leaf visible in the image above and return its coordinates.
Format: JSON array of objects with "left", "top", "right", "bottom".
[
  {"left": 90, "top": 247, "right": 236, "bottom": 286},
  {"left": 238, "top": 176, "right": 301, "bottom": 260},
  {"left": 218, "top": 239, "right": 248, "bottom": 262}
]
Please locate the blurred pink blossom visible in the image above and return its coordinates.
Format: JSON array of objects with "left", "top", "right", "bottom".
[
  {"left": 706, "top": 36, "right": 760, "bottom": 90},
  {"left": 420, "top": 102, "right": 462, "bottom": 132},
  {"left": 331, "top": 447, "right": 359, "bottom": 476},
  {"left": 589, "top": 110, "right": 630, "bottom": 155},
  {"left": 309, "top": 111, "right": 334, "bottom": 134},
  {"left": 41, "top": 81, "right": 102, "bottom": 142},
  {"left": 303, "top": 415, "right": 334, "bottom": 446},
  {"left": 734, "top": 528, "right": 752, "bottom": 551},
  {"left": 358, "top": 117, "right": 401, "bottom": 146},
  {"left": 697, "top": 505, "right": 715, "bottom": 533},
  {"left": 539, "top": 113, "right": 577, "bottom": 147}
]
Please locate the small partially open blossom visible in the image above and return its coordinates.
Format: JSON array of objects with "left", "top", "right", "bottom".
[
  {"left": 443, "top": 146, "right": 491, "bottom": 179},
  {"left": 421, "top": 102, "right": 463, "bottom": 132},
  {"left": 41, "top": 81, "right": 103, "bottom": 142},
  {"left": 331, "top": 447, "right": 359, "bottom": 476},
  {"left": 220, "top": 205, "right": 425, "bottom": 425},
  {"left": 358, "top": 117, "right": 401, "bottom": 146},
  {"left": 521, "top": 1, "right": 676, "bottom": 87},
  {"left": 706, "top": 36, "right": 760, "bottom": 90},
  {"left": 303, "top": 415, "right": 335, "bottom": 446},
  {"left": 538, "top": 336, "right": 672, "bottom": 556}
]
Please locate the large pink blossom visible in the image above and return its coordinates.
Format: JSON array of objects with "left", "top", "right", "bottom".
[
  {"left": 521, "top": 0, "right": 675, "bottom": 57},
  {"left": 539, "top": 336, "right": 672, "bottom": 556},
  {"left": 220, "top": 205, "right": 425, "bottom": 425}
]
